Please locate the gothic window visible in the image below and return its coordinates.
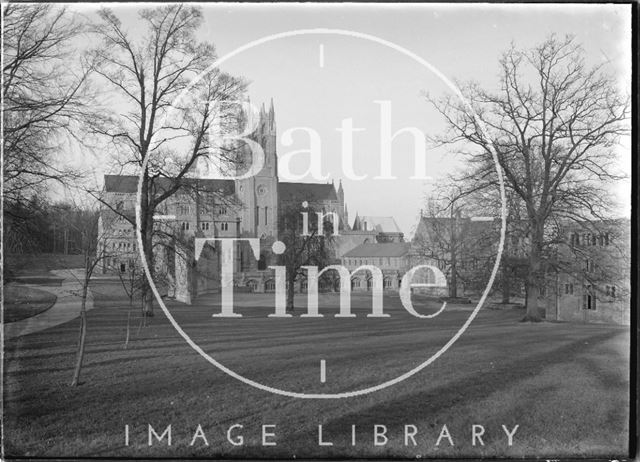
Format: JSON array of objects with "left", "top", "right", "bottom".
[
  {"left": 265, "top": 279, "right": 276, "bottom": 292},
  {"left": 564, "top": 283, "right": 574, "bottom": 295},
  {"left": 300, "top": 279, "right": 308, "bottom": 292},
  {"left": 181, "top": 222, "right": 190, "bottom": 231},
  {"left": 604, "top": 233, "right": 610, "bottom": 245},
  {"left": 585, "top": 259, "right": 593, "bottom": 272},
  {"left": 255, "top": 206, "right": 260, "bottom": 226},
  {"left": 351, "top": 278, "right": 360, "bottom": 289},
  {"left": 264, "top": 206, "right": 268, "bottom": 226},
  {"left": 219, "top": 207, "right": 227, "bottom": 215},
  {"left": 246, "top": 280, "right": 258, "bottom": 292},
  {"left": 367, "top": 278, "right": 373, "bottom": 290},
  {"left": 383, "top": 278, "right": 392, "bottom": 289},
  {"left": 571, "top": 233, "right": 579, "bottom": 246},
  {"left": 221, "top": 222, "right": 228, "bottom": 231},
  {"left": 582, "top": 286, "right": 596, "bottom": 310}
]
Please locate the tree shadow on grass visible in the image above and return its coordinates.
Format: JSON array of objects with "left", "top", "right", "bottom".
[{"left": 280, "top": 330, "right": 621, "bottom": 457}]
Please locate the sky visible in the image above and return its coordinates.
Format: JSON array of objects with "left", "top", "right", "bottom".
[{"left": 71, "top": 3, "right": 632, "bottom": 238}]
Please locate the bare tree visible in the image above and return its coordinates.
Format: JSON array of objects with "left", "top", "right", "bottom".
[
  {"left": 414, "top": 184, "right": 495, "bottom": 299},
  {"left": 426, "top": 35, "right": 629, "bottom": 321},
  {"left": 58, "top": 206, "right": 106, "bottom": 387},
  {"left": 2, "top": 4, "right": 93, "bottom": 207},
  {"left": 116, "top": 256, "right": 145, "bottom": 349},
  {"left": 277, "top": 200, "right": 336, "bottom": 312},
  {"left": 88, "top": 5, "right": 247, "bottom": 316}
]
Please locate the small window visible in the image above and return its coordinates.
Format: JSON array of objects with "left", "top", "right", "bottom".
[
  {"left": 221, "top": 222, "right": 229, "bottom": 231},
  {"left": 585, "top": 259, "right": 593, "bottom": 272},
  {"left": 120, "top": 263, "right": 126, "bottom": 273},
  {"left": 181, "top": 222, "right": 190, "bottom": 231}
]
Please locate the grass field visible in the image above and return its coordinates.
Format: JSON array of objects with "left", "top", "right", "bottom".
[
  {"left": 3, "top": 284, "right": 57, "bottom": 323},
  {"left": 4, "top": 253, "right": 84, "bottom": 277},
  {"left": 3, "top": 280, "right": 630, "bottom": 458}
]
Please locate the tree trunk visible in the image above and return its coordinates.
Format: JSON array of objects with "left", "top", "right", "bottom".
[
  {"left": 124, "top": 299, "right": 132, "bottom": 349},
  {"left": 141, "top": 175, "right": 154, "bottom": 317},
  {"left": 71, "top": 282, "right": 89, "bottom": 386},
  {"left": 142, "top": 228, "right": 154, "bottom": 317},
  {"left": 449, "top": 266, "right": 458, "bottom": 298},
  {"left": 501, "top": 258, "right": 511, "bottom": 304},
  {"left": 286, "top": 275, "right": 295, "bottom": 312},
  {"left": 522, "top": 227, "right": 543, "bottom": 322}
]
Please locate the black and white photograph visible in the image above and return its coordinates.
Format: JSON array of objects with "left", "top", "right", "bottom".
[{"left": 1, "top": 2, "right": 634, "bottom": 459}]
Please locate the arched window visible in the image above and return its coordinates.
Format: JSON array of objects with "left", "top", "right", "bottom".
[
  {"left": 265, "top": 279, "right": 276, "bottom": 292},
  {"left": 366, "top": 278, "right": 373, "bottom": 291},
  {"left": 383, "top": 278, "right": 392, "bottom": 289},
  {"left": 246, "top": 280, "right": 258, "bottom": 292},
  {"left": 351, "top": 278, "right": 360, "bottom": 289},
  {"left": 301, "top": 279, "right": 308, "bottom": 292}
]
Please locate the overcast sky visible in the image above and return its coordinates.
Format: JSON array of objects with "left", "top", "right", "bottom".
[{"left": 72, "top": 3, "right": 632, "bottom": 237}]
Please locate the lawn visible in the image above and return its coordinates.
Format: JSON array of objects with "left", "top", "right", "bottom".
[
  {"left": 3, "top": 284, "right": 57, "bottom": 323},
  {"left": 4, "top": 253, "right": 84, "bottom": 278},
  {"left": 3, "top": 280, "right": 630, "bottom": 458}
]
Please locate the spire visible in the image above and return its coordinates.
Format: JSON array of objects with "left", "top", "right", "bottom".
[
  {"left": 344, "top": 203, "right": 350, "bottom": 231},
  {"left": 268, "top": 98, "right": 275, "bottom": 131},
  {"left": 336, "top": 178, "right": 344, "bottom": 205}
]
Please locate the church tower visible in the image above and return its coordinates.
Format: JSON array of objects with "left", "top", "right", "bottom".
[{"left": 235, "top": 100, "right": 279, "bottom": 240}]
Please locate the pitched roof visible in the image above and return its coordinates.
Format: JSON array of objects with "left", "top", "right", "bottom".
[
  {"left": 356, "top": 216, "right": 403, "bottom": 234},
  {"left": 343, "top": 242, "right": 410, "bottom": 258},
  {"left": 104, "top": 175, "right": 235, "bottom": 195},
  {"left": 278, "top": 182, "right": 337, "bottom": 202}
]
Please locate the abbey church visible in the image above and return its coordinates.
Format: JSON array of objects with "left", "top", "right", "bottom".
[{"left": 98, "top": 101, "right": 405, "bottom": 301}]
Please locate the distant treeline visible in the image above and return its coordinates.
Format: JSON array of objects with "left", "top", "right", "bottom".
[{"left": 4, "top": 196, "right": 97, "bottom": 255}]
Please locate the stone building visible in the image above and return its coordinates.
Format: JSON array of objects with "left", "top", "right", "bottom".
[
  {"left": 341, "top": 242, "right": 411, "bottom": 291},
  {"left": 98, "top": 101, "right": 354, "bottom": 301},
  {"left": 544, "top": 219, "right": 630, "bottom": 325}
]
